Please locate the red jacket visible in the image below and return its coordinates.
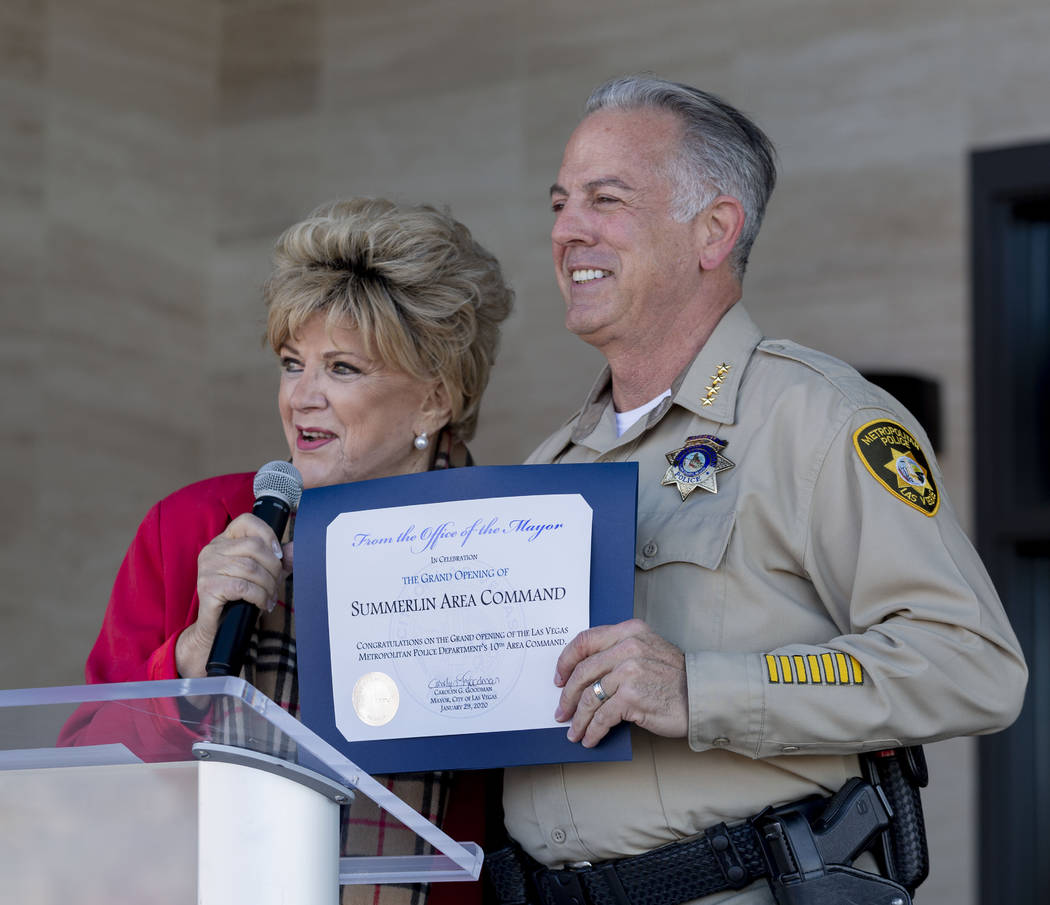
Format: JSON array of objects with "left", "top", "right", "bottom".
[
  {"left": 60, "top": 473, "right": 491, "bottom": 901},
  {"left": 58, "top": 473, "right": 256, "bottom": 753},
  {"left": 90, "top": 473, "right": 256, "bottom": 685}
]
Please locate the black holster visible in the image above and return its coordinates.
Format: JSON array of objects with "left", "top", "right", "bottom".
[
  {"left": 754, "top": 777, "right": 912, "bottom": 905},
  {"left": 862, "top": 745, "right": 930, "bottom": 895},
  {"left": 754, "top": 746, "right": 930, "bottom": 905}
]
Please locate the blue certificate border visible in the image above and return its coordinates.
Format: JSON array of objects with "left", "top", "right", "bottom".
[{"left": 295, "top": 462, "right": 637, "bottom": 774}]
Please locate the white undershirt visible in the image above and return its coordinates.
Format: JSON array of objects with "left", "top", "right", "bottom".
[{"left": 615, "top": 389, "right": 672, "bottom": 436}]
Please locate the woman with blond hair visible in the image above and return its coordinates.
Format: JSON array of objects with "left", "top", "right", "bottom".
[{"left": 64, "top": 197, "right": 514, "bottom": 905}]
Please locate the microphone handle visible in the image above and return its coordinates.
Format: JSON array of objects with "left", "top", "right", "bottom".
[{"left": 205, "top": 495, "right": 292, "bottom": 677}]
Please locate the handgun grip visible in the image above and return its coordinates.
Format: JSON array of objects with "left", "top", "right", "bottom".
[{"left": 812, "top": 778, "right": 892, "bottom": 866}]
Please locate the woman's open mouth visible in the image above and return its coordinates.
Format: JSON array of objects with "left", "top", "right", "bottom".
[{"left": 297, "top": 428, "right": 336, "bottom": 450}]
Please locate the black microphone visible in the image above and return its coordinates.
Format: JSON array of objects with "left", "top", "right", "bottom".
[{"left": 206, "top": 461, "right": 304, "bottom": 677}]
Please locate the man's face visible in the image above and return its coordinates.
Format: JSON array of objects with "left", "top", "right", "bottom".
[{"left": 550, "top": 108, "right": 702, "bottom": 351}]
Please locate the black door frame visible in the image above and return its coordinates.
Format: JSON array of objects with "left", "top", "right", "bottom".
[{"left": 971, "top": 140, "right": 1050, "bottom": 905}]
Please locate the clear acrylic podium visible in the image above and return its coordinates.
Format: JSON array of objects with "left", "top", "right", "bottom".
[{"left": 0, "top": 677, "right": 483, "bottom": 904}]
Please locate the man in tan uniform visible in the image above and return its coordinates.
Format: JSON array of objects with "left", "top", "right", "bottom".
[{"left": 494, "top": 76, "right": 1027, "bottom": 905}]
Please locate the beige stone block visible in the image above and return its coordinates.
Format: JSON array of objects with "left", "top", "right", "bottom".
[
  {"left": 0, "top": 387, "right": 38, "bottom": 553},
  {"left": 210, "top": 234, "right": 280, "bottom": 362},
  {"left": 965, "top": 8, "right": 1050, "bottom": 147},
  {"left": 47, "top": 103, "right": 214, "bottom": 265},
  {"left": 199, "top": 363, "right": 289, "bottom": 476},
  {"left": 42, "top": 222, "right": 204, "bottom": 342},
  {"left": 0, "top": 2, "right": 47, "bottom": 689},
  {"left": 319, "top": 0, "right": 524, "bottom": 111},
  {"left": 964, "top": 0, "right": 1050, "bottom": 16},
  {"left": 0, "top": 81, "right": 44, "bottom": 208},
  {"left": 726, "top": 0, "right": 965, "bottom": 49},
  {"left": 207, "top": 237, "right": 306, "bottom": 475},
  {"left": 48, "top": 0, "right": 215, "bottom": 133},
  {"left": 23, "top": 339, "right": 205, "bottom": 684},
  {"left": 0, "top": 0, "right": 45, "bottom": 81},
  {"left": 734, "top": 15, "right": 967, "bottom": 173},
  {"left": 215, "top": 114, "right": 326, "bottom": 242},
  {"left": 219, "top": 0, "right": 321, "bottom": 122},
  {"left": 36, "top": 222, "right": 210, "bottom": 554},
  {"left": 521, "top": 0, "right": 736, "bottom": 88},
  {"left": 748, "top": 154, "right": 965, "bottom": 307},
  {"left": 33, "top": 398, "right": 202, "bottom": 648},
  {"left": 314, "top": 83, "right": 523, "bottom": 214},
  {"left": 0, "top": 0, "right": 44, "bottom": 216},
  {"left": 0, "top": 2, "right": 45, "bottom": 210},
  {"left": 0, "top": 329, "right": 42, "bottom": 637}
]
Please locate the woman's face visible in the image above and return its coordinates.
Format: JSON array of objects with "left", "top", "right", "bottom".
[{"left": 278, "top": 313, "right": 447, "bottom": 489}]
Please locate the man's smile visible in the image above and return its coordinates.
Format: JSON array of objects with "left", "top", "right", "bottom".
[{"left": 571, "top": 269, "right": 613, "bottom": 283}]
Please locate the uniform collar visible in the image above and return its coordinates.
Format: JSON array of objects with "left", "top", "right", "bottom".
[
  {"left": 569, "top": 302, "right": 763, "bottom": 450},
  {"left": 672, "top": 301, "right": 763, "bottom": 425}
]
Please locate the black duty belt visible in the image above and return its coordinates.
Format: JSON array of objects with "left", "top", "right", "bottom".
[
  {"left": 486, "top": 764, "right": 926, "bottom": 905},
  {"left": 485, "top": 821, "right": 767, "bottom": 905}
]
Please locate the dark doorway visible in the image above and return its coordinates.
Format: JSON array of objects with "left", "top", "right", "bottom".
[{"left": 971, "top": 141, "right": 1050, "bottom": 905}]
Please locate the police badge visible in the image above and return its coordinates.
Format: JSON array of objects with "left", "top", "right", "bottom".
[{"left": 661, "top": 434, "right": 735, "bottom": 500}]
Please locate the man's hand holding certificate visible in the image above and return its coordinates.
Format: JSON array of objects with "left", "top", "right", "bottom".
[{"left": 295, "top": 463, "right": 637, "bottom": 773}]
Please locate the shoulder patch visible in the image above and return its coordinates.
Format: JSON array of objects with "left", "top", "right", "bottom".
[{"left": 852, "top": 419, "right": 939, "bottom": 516}]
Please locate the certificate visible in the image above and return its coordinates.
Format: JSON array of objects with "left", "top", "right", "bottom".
[
  {"left": 295, "top": 463, "right": 637, "bottom": 773},
  {"left": 327, "top": 493, "right": 592, "bottom": 742}
]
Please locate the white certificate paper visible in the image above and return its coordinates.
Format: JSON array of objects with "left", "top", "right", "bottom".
[{"left": 325, "top": 494, "right": 592, "bottom": 743}]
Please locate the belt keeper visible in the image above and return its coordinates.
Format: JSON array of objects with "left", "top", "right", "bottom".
[
  {"left": 541, "top": 868, "right": 588, "bottom": 905},
  {"left": 704, "top": 822, "right": 750, "bottom": 889}
]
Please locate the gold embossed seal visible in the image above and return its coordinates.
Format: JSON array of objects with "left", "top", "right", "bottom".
[{"left": 352, "top": 671, "right": 400, "bottom": 726}]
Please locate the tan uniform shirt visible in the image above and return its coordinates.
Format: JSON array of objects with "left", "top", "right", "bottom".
[{"left": 503, "top": 302, "right": 1026, "bottom": 869}]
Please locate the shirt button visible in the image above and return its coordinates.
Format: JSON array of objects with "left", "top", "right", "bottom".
[
  {"left": 712, "top": 737, "right": 730, "bottom": 747},
  {"left": 551, "top": 827, "right": 567, "bottom": 844},
  {"left": 642, "top": 541, "right": 658, "bottom": 557}
]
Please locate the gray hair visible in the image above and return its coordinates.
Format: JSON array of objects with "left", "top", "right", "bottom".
[{"left": 585, "top": 75, "right": 777, "bottom": 278}]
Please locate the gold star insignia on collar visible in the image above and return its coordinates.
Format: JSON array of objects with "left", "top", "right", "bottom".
[
  {"left": 661, "top": 434, "right": 735, "bottom": 500},
  {"left": 701, "top": 362, "right": 731, "bottom": 406}
]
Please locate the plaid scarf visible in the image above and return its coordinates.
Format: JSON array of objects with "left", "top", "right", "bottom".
[{"left": 242, "top": 431, "right": 472, "bottom": 905}]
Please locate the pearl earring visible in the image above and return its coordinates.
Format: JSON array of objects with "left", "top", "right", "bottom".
[{"left": 413, "top": 431, "right": 429, "bottom": 451}]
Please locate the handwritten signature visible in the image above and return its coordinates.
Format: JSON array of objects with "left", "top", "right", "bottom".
[{"left": 427, "top": 673, "right": 501, "bottom": 690}]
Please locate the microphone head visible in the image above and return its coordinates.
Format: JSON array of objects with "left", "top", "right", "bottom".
[{"left": 253, "top": 460, "right": 304, "bottom": 510}]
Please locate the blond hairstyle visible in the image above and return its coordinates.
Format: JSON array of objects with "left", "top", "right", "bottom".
[{"left": 265, "top": 198, "right": 514, "bottom": 443}]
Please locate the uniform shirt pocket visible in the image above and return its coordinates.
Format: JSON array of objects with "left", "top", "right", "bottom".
[
  {"left": 633, "top": 507, "right": 736, "bottom": 645},
  {"left": 636, "top": 508, "right": 736, "bottom": 572}
]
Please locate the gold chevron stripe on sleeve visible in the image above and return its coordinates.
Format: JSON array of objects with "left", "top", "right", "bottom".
[
  {"left": 765, "top": 654, "right": 779, "bottom": 683},
  {"left": 849, "top": 655, "right": 864, "bottom": 683},
  {"left": 835, "top": 653, "right": 850, "bottom": 683},
  {"left": 821, "top": 652, "right": 836, "bottom": 684},
  {"left": 764, "top": 651, "right": 865, "bottom": 686},
  {"left": 793, "top": 655, "right": 807, "bottom": 683},
  {"left": 807, "top": 654, "right": 822, "bottom": 683}
]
